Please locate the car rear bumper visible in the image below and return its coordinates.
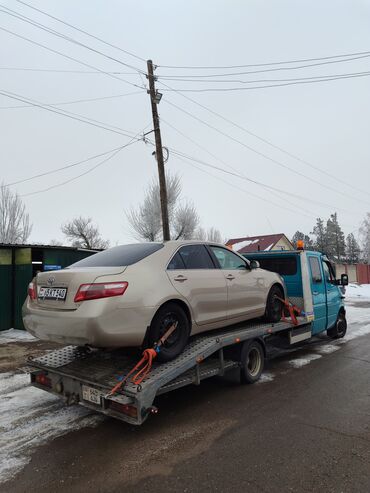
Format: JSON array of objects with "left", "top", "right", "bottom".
[{"left": 22, "top": 298, "right": 156, "bottom": 347}]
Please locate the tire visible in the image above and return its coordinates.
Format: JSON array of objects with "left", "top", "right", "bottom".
[
  {"left": 240, "top": 340, "right": 264, "bottom": 384},
  {"left": 263, "top": 285, "right": 284, "bottom": 323},
  {"left": 327, "top": 313, "right": 347, "bottom": 339},
  {"left": 148, "top": 302, "right": 190, "bottom": 362}
]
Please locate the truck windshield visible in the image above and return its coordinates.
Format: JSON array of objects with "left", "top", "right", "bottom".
[{"left": 67, "top": 243, "right": 164, "bottom": 268}]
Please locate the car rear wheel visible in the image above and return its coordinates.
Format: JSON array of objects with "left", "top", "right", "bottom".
[
  {"left": 263, "top": 285, "right": 284, "bottom": 323},
  {"left": 148, "top": 302, "right": 190, "bottom": 362}
]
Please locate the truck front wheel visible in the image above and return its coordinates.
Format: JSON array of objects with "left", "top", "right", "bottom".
[
  {"left": 327, "top": 313, "right": 347, "bottom": 339},
  {"left": 240, "top": 340, "right": 265, "bottom": 384}
]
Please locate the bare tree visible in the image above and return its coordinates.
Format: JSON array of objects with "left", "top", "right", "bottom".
[
  {"left": 193, "top": 226, "right": 223, "bottom": 243},
  {"left": 127, "top": 173, "right": 200, "bottom": 241},
  {"left": 0, "top": 183, "right": 32, "bottom": 243},
  {"left": 62, "top": 216, "right": 109, "bottom": 249},
  {"left": 360, "top": 212, "right": 370, "bottom": 262}
]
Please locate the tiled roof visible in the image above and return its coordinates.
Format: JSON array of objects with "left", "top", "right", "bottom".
[{"left": 226, "top": 234, "right": 291, "bottom": 253}]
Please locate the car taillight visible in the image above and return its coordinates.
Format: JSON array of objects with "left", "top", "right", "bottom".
[
  {"left": 74, "top": 282, "right": 128, "bottom": 302},
  {"left": 34, "top": 373, "right": 52, "bottom": 388},
  {"left": 28, "top": 282, "right": 36, "bottom": 300}
]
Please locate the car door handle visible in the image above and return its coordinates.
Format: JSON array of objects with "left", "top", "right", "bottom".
[
  {"left": 174, "top": 275, "right": 187, "bottom": 282},
  {"left": 226, "top": 274, "right": 235, "bottom": 280}
]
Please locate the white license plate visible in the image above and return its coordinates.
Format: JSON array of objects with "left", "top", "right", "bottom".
[
  {"left": 38, "top": 286, "right": 67, "bottom": 301},
  {"left": 82, "top": 385, "right": 102, "bottom": 405}
]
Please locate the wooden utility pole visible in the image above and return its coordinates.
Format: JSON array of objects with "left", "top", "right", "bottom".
[{"left": 147, "top": 59, "right": 170, "bottom": 241}]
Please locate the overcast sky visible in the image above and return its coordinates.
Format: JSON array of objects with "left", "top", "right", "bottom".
[{"left": 1, "top": 0, "right": 370, "bottom": 246}]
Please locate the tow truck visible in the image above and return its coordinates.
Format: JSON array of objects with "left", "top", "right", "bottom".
[{"left": 28, "top": 246, "right": 348, "bottom": 425}]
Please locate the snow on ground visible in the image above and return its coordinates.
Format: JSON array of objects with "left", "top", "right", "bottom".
[
  {"left": 0, "top": 329, "right": 36, "bottom": 344},
  {"left": 345, "top": 283, "right": 370, "bottom": 300},
  {"left": 0, "top": 372, "right": 103, "bottom": 484}
]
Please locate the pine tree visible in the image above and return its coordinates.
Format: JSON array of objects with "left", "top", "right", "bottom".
[
  {"left": 360, "top": 212, "right": 370, "bottom": 263},
  {"left": 346, "top": 233, "right": 360, "bottom": 264},
  {"left": 326, "top": 213, "right": 346, "bottom": 261},
  {"left": 311, "top": 218, "right": 326, "bottom": 253},
  {"left": 291, "top": 231, "right": 314, "bottom": 249}
]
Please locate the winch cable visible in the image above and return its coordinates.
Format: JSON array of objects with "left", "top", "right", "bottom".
[{"left": 107, "top": 322, "right": 178, "bottom": 395}]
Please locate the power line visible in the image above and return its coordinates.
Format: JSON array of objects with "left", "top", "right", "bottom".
[
  {"left": 0, "top": 89, "right": 142, "bottom": 138},
  {"left": 158, "top": 69, "right": 370, "bottom": 84},
  {"left": 158, "top": 55, "right": 370, "bottom": 79},
  {"left": 20, "top": 135, "right": 142, "bottom": 198},
  {"left": 159, "top": 71, "right": 370, "bottom": 92},
  {"left": 3, "top": 145, "right": 133, "bottom": 188},
  {"left": 158, "top": 81, "right": 370, "bottom": 199},
  {"left": 158, "top": 50, "right": 370, "bottom": 70},
  {"left": 0, "top": 5, "right": 146, "bottom": 76},
  {"left": 14, "top": 0, "right": 146, "bottom": 63},
  {"left": 162, "top": 98, "right": 370, "bottom": 207},
  {"left": 0, "top": 67, "right": 140, "bottom": 74},
  {"left": 0, "top": 26, "right": 145, "bottom": 91},
  {"left": 0, "top": 90, "right": 144, "bottom": 109}
]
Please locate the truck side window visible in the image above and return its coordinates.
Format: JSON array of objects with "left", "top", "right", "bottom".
[
  {"left": 323, "top": 261, "right": 334, "bottom": 283},
  {"left": 309, "top": 257, "right": 322, "bottom": 283}
]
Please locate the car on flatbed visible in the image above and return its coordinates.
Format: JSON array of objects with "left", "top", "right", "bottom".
[{"left": 23, "top": 241, "right": 285, "bottom": 361}]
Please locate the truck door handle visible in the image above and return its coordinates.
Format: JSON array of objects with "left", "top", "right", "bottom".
[
  {"left": 313, "top": 291, "right": 319, "bottom": 295},
  {"left": 226, "top": 274, "right": 235, "bottom": 280},
  {"left": 174, "top": 275, "right": 187, "bottom": 282}
]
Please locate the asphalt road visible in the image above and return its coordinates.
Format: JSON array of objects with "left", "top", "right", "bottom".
[{"left": 2, "top": 304, "right": 370, "bottom": 493}]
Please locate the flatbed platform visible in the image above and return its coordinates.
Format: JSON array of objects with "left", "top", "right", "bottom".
[{"left": 29, "top": 317, "right": 311, "bottom": 424}]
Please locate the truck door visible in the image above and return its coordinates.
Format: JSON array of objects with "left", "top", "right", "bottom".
[
  {"left": 307, "top": 255, "right": 327, "bottom": 334},
  {"left": 322, "top": 260, "right": 341, "bottom": 330}
]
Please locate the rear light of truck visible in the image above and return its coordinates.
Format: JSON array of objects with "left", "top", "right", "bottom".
[
  {"left": 107, "top": 400, "right": 138, "bottom": 418},
  {"left": 34, "top": 373, "right": 52, "bottom": 388},
  {"left": 74, "top": 282, "right": 128, "bottom": 302},
  {"left": 28, "top": 282, "right": 36, "bottom": 300}
]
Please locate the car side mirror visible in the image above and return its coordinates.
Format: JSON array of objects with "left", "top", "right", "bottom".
[
  {"left": 340, "top": 273, "right": 349, "bottom": 286},
  {"left": 250, "top": 260, "right": 260, "bottom": 270}
]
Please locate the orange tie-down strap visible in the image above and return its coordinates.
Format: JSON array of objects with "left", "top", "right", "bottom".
[
  {"left": 276, "top": 297, "right": 302, "bottom": 326},
  {"left": 108, "top": 322, "right": 178, "bottom": 396}
]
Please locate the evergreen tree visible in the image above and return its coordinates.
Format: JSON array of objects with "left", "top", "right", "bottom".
[
  {"left": 291, "top": 231, "right": 314, "bottom": 249},
  {"left": 311, "top": 218, "right": 326, "bottom": 253},
  {"left": 360, "top": 212, "right": 370, "bottom": 263},
  {"left": 346, "top": 233, "right": 360, "bottom": 264},
  {"left": 326, "top": 213, "right": 346, "bottom": 261}
]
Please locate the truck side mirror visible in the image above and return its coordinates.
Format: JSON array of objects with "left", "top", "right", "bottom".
[
  {"left": 250, "top": 260, "right": 260, "bottom": 270},
  {"left": 340, "top": 274, "right": 349, "bottom": 286}
]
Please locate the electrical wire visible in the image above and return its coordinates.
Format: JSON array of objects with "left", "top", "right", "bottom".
[
  {"left": 0, "top": 90, "right": 144, "bottom": 110},
  {"left": 20, "top": 135, "right": 142, "bottom": 197},
  {"left": 14, "top": 0, "right": 146, "bottom": 63},
  {"left": 0, "top": 89, "right": 141, "bottom": 138},
  {"left": 0, "top": 67, "right": 141, "bottom": 74},
  {"left": 159, "top": 71, "right": 370, "bottom": 92},
  {"left": 158, "top": 50, "right": 370, "bottom": 70},
  {"left": 0, "top": 26, "right": 145, "bottom": 91},
  {"left": 162, "top": 98, "right": 370, "bottom": 208},
  {"left": 0, "top": 5, "right": 146, "bottom": 76}
]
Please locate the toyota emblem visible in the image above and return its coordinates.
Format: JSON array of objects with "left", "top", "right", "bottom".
[{"left": 47, "top": 276, "right": 56, "bottom": 286}]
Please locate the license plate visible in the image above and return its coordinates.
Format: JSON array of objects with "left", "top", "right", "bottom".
[
  {"left": 82, "top": 385, "right": 102, "bottom": 405},
  {"left": 38, "top": 286, "right": 67, "bottom": 301}
]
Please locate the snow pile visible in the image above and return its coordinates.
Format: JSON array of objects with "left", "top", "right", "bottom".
[
  {"left": 0, "top": 329, "right": 36, "bottom": 345},
  {"left": 0, "top": 372, "right": 103, "bottom": 484},
  {"left": 345, "top": 283, "right": 370, "bottom": 300}
]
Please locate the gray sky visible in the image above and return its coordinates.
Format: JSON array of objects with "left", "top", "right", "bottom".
[{"left": 1, "top": 0, "right": 370, "bottom": 246}]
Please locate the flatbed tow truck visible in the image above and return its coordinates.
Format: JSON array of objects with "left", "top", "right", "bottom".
[{"left": 27, "top": 248, "right": 348, "bottom": 425}]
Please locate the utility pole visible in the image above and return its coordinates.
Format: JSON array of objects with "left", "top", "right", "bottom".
[{"left": 147, "top": 59, "right": 170, "bottom": 241}]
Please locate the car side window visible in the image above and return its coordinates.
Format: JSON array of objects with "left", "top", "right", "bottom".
[
  {"left": 178, "top": 245, "right": 215, "bottom": 269},
  {"left": 167, "top": 251, "right": 186, "bottom": 270},
  {"left": 210, "top": 246, "right": 247, "bottom": 270},
  {"left": 309, "top": 257, "right": 322, "bottom": 283}
]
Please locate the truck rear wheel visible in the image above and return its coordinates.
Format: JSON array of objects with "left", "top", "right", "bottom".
[
  {"left": 240, "top": 340, "right": 265, "bottom": 384},
  {"left": 327, "top": 313, "right": 347, "bottom": 339}
]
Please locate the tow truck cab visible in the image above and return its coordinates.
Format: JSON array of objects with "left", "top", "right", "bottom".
[{"left": 243, "top": 250, "right": 348, "bottom": 336}]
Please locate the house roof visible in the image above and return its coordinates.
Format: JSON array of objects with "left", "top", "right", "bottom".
[
  {"left": 226, "top": 234, "right": 292, "bottom": 253},
  {"left": 0, "top": 243, "right": 100, "bottom": 252}
]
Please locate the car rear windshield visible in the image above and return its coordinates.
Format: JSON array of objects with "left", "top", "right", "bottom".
[
  {"left": 67, "top": 243, "right": 164, "bottom": 268},
  {"left": 245, "top": 256, "right": 297, "bottom": 276}
]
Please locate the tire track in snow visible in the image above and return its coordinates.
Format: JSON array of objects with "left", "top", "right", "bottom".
[{"left": 0, "top": 372, "right": 103, "bottom": 484}]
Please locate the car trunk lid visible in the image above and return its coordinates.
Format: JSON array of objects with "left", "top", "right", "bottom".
[{"left": 34, "top": 267, "right": 127, "bottom": 310}]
